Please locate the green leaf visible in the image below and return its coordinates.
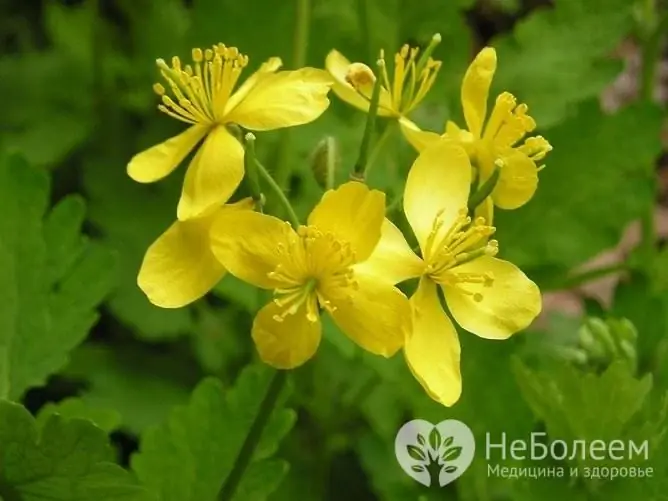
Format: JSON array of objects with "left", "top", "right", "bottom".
[
  {"left": 406, "top": 444, "right": 426, "bottom": 461},
  {"left": 496, "top": 102, "right": 663, "bottom": 271},
  {"left": 493, "top": 0, "right": 635, "bottom": 127},
  {"left": 612, "top": 273, "right": 668, "bottom": 370},
  {"left": 514, "top": 360, "right": 651, "bottom": 440},
  {"left": 0, "top": 400, "right": 151, "bottom": 501},
  {"left": 63, "top": 344, "right": 193, "bottom": 434},
  {"left": 441, "top": 446, "right": 462, "bottom": 462},
  {"left": 131, "top": 366, "right": 296, "bottom": 501},
  {"left": 512, "top": 358, "right": 666, "bottom": 472},
  {"left": 0, "top": 154, "right": 116, "bottom": 400},
  {"left": 428, "top": 427, "right": 441, "bottom": 451},
  {"left": 36, "top": 397, "right": 122, "bottom": 433}
]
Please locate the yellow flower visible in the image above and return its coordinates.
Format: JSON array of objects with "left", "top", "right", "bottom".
[
  {"left": 401, "top": 47, "right": 553, "bottom": 210},
  {"left": 208, "top": 182, "right": 410, "bottom": 369},
  {"left": 357, "top": 140, "right": 542, "bottom": 406},
  {"left": 127, "top": 43, "right": 333, "bottom": 221},
  {"left": 325, "top": 40, "right": 441, "bottom": 138},
  {"left": 138, "top": 198, "right": 254, "bottom": 308}
]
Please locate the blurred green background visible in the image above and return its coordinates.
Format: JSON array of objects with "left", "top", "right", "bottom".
[{"left": 1, "top": 0, "right": 668, "bottom": 500}]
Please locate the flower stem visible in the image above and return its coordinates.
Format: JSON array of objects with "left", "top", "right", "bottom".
[
  {"left": 357, "top": 0, "right": 373, "bottom": 62},
  {"left": 218, "top": 371, "right": 288, "bottom": 501},
  {"left": 352, "top": 59, "right": 385, "bottom": 181},
  {"left": 468, "top": 165, "right": 500, "bottom": 212},
  {"left": 364, "top": 121, "right": 395, "bottom": 176},
  {"left": 243, "top": 133, "right": 265, "bottom": 211},
  {"left": 217, "top": 159, "right": 300, "bottom": 499},
  {"left": 255, "top": 158, "right": 301, "bottom": 228},
  {"left": 274, "top": 0, "right": 312, "bottom": 188}
]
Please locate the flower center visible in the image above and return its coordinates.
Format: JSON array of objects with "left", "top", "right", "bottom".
[
  {"left": 424, "top": 209, "right": 498, "bottom": 302},
  {"left": 380, "top": 44, "right": 441, "bottom": 114},
  {"left": 267, "top": 225, "right": 358, "bottom": 322},
  {"left": 153, "top": 44, "right": 248, "bottom": 126}
]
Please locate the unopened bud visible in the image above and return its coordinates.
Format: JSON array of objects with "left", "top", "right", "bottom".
[
  {"left": 345, "top": 63, "right": 376, "bottom": 94},
  {"left": 310, "top": 136, "right": 338, "bottom": 190}
]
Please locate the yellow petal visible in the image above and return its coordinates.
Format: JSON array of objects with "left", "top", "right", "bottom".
[
  {"left": 398, "top": 117, "right": 442, "bottom": 151},
  {"left": 328, "top": 272, "right": 409, "bottom": 357},
  {"left": 325, "top": 50, "right": 395, "bottom": 117},
  {"left": 209, "top": 210, "right": 298, "bottom": 289},
  {"left": 307, "top": 181, "right": 385, "bottom": 262},
  {"left": 404, "top": 140, "right": 472, "bottom": 251},
  {"left": 127, "top": 125, "right": 209, "bottom": 183},
  {"left": 461, "top": 47, "right": 497, "bottom": 139},
  {"left": 224, "top": 57, "right": 283, "bottom": 113},
  {"left": 137, "top": 213, "right": 225, "bottom": 309},
  {"left": 177, "top": 126, "right": 244, "bottom": 221},
  {"left": 405, "top": 278, "right": 462, "bottom": 406},
  {"left": 492, "top": 150, "right": 539, "bottom": 210},
  {"left": 223, "top": 68, "right": 333, "bottom": 131},
  {"left": 443, "top": 256, "right": 541, "bottom": 339},
  {"left": 252, "top": 300, "right": 322, "bottom": 369},
  {"left": 354, "top": 218, "right": 424, "bottom": 284}
]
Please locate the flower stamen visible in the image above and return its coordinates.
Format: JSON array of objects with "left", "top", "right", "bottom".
[{"left": 154, "top": 44, "right": 249, "bottom": 125}]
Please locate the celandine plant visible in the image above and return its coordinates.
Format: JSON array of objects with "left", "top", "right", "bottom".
[{"left": 129, "top": 39, "right": 549, "bottom": 497}]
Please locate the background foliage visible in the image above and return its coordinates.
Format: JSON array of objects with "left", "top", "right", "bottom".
[{"left": 1, "top": 0, "right": 667, "bottom": 499}]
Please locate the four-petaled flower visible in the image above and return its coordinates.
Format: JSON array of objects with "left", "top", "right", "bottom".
[
  {"left": 208, "top": 182, "right": 411, "bottom": 369},
  {"left": 358, "top": 140, "right": 542, "bottom": 406},
  {"left": 401, "top": 47, "right": 553, "bottom": 211},
  {"left": 128, "top": 41, "right": 547, "bottom": 406},
  {"left": 326, "top": 42, "right": 441, "bottom": 144},
  {"left": 127, "top": 44, "right": 333, "bottom": 220}
]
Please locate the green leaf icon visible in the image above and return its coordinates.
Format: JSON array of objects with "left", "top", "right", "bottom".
[
  {"left": 417, "top": 433, "right": 426, "bottom": 447},
  {"left": 443, "top": 436, "right": 454, "bottom": 448},
  {"left": 444, "top": 465, "right": 457, "bottom": 474},
  {"left": 429, "top": 427, "right": 442, "bottom": 451},
  {"left": 407, "top": 444, "right": 426, "bottom": 461},
  {"left": 411, "top": 464, "right": 426, "bottom": 473},
  {"left": 441, "top": 446, "right": 462, "bottom": 461}
]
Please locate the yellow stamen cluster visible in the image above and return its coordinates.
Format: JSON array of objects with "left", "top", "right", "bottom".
[
  {"left": 380, "top": 44, "right": 441, "bottom": 114},
  {"left": 425, "top": 209, "right": 498, "bottom": 301},
  {"left": 484, "top": 92, "right": 553, "bottom": 158},
  {"left": 153, "top": 44, "right": 249, "bottom": 125},
  {"left": 268, "top": 224, "right": 358, "bottom": 322}
]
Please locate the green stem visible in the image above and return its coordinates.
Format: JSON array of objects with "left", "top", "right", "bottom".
[
  {"left": 218, "top": 371, "right": 288, "bottom": 501},
  {"left": 218, "top": 147, "right": 302, "bottom": 500},
  {"left": 352, "top": 59, "right": 384, "bottom": 180},
  {"left": 292, "top": 0, "right": 311, "bottom": 69},
  {"left": 468, "top": 166, "right": 500, "bottom": 211},
  {"left": 243, "top": 133, "right": 264, "bottom": 210},
  {"left": 546, "top": 263, "right": 630, "bottom": 291},
  {"left": 256, "top": 159, "right": 301, "bottom": 228},
  {"left": 274, "top": 0, "right": 312, "bottom": 188},
  {"left": 357, "top": 0, "right": 373, "bottom": 62},
  {"left": 325, "top": 136, "right": 337, "bottom": 190},
  {"left": 365, "top": 121, "right": 395, "bottom": 176}
]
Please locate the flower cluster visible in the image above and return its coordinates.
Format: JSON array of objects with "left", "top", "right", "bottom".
[{"left": 128, "top": 42, "right": 550, "bottom": 407}]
